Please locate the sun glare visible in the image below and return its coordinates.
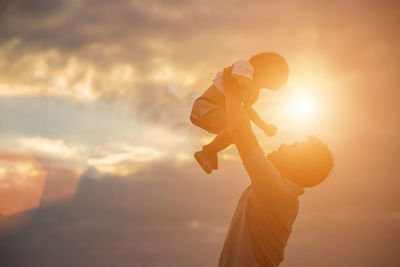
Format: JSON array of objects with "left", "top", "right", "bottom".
[{"left": 290, "top": 94, "right": 316, "bottom": 121}]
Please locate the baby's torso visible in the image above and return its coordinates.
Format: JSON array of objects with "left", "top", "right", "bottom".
[
  {"left": 201, "top": 59, "right": 258, "bottom": 107},
  {"left": 213, "top": 59, "right": 254, "bottom": 94},
  {"left": 201, "top": 84, "right": 226, "bottom": 107}
]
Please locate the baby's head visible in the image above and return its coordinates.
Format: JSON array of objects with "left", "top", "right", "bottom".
[{"left": 249, "top": 52, "right": 289, "bottom": 90}]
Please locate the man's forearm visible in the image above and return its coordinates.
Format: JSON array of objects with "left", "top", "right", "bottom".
[
  {"left": 223, "top": 71, "right": 284, "bottom": 202},
  {"left": 225, "top": 90, "right": 282, "bottom": 203},
  {"left": 224, "top": 87, "right": 259, "bottom": 160}
]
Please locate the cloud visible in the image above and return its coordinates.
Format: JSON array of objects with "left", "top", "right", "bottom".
[
  {"left": 18, "top": 136, "right": 87, "bottom": 160},
  {"left": 0, "top": 0, "right": 398, "bottom": 131},
  {"left": 15, "top": 136, "right": 167, "bottom": 176},
  {"left": 3, "top": 130, "right": 193, "bottom": 178},
  {"left": 87, "top": 144, "right": 165, "bottom": 176},
  {"left": 0, "top": 1, "right": 399, "bottom": 266},
  {"left": 1, "top": 154, "right": 400, "bottom": 266},
  {"left": 0, "top": 158, "right": 250, "bottom": 266}
]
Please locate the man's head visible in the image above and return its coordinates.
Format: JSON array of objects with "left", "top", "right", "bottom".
[
  {"left": 267, "top": 136, "right": 334, "bottom": 188},
  {"left": 249, "top": 52, "right": 289, "bottom": 90}
]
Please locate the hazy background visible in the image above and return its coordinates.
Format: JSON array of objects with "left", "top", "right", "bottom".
[{"left": 0, "top": 0, "right": 399, "bottom": 266}]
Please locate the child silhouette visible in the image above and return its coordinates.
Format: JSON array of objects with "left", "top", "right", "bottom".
[{"left": 190, "top": 52, "right": 289, "bottom": 174}]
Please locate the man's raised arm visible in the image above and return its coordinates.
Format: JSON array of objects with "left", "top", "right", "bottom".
[
  {"left": 223, "top": 69, "right": 284, "bottom": 200},
  {"left": 222, "top": 68, "right": 259, "bottom": 161}
]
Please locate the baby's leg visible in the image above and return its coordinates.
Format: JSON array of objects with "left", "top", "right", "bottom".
[
  {"left": 202, "top": 128, "right": 232, "bottom": 169},
  {"left": 192, "top": 101, "right": 230, "bottom": 173},
  {"left": 204, "top": 128, "right": 231, "bottom": 154}
]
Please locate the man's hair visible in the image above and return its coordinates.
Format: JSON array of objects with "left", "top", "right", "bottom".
[
  {"left": 268, "top": 136, "right": 334, "bottom": 188},
  {"left": 249, "top": 52, "right": 289, "bottom": 90}
]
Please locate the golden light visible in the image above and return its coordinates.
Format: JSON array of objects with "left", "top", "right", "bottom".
[{"left": 289, "top": 94, "right": 317, "bottom": 121}]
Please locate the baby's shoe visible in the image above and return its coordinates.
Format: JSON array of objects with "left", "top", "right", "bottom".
[
  {"left": 202, "top": 147, "right": 218, "bottom": 170},
  {"left": 194, "top": 150, "right": 213, "bottom": 174},
  {"left": 208, "top": 151, "right": 218, "bottom": 170}
]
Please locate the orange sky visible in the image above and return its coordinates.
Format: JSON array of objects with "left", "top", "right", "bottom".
[{"left": 0, "top": 0, "right": 399, "bottom": 266}]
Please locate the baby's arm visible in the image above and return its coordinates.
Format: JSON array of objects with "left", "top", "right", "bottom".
[{"left": 244, "top": 104, "right": 278, "bottom": 137}]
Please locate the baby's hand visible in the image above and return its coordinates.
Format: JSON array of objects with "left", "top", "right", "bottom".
[{"left": 263, "top": 124, "right": 278, "bottom": 137}]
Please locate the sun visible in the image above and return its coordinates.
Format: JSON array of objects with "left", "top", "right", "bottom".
[{"left": 290, "top": 94, "right": 316, "bottom": 121}]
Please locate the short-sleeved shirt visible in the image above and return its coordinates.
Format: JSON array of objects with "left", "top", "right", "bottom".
[
  {"left": 218, "top": 146, "right": 304, "bottom": 267},
  {"left": 213, "top": 59, "right": 254, "bottom": 94}
]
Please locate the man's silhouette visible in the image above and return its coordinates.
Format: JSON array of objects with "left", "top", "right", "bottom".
[{"left": 218, "top": 69, "right": 334, "bottom": 267}]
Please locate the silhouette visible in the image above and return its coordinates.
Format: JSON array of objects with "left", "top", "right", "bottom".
[
  {"left": 190, "top": 52, "right": 289, "bottom": 174},
  {"left": 217, "top": 68, "right": 334, "bottom": 266}
]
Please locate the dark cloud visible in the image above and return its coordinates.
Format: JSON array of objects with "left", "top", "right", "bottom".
[
  {"left": 0, "top": 0, "right": 9, "bottom": 15},
  {"left": 1, "top": 0, "right": 400, "bottom": 128},
  {"left": 10, "top": 0, "right": 66, "bottom": 16},
  {"left": 131, "top": 83, "right": 195, "bottom": 127},
  {"left": 0, "top": 144, "right": 400, "bottom": 267},
  {"left": 0, "top": 160, "right": 249, "bottom": 267}
]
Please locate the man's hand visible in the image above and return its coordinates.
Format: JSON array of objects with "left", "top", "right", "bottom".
[
  {"left": 222, "top": 67, "right": 239, "bottom": 93},
  {"left": 262, "top": 124, "right": 278, "bottom": 137}
]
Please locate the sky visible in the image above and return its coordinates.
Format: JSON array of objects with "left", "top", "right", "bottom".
[{"left": 0, "top": 0, "right": 399, "bottom": 266}]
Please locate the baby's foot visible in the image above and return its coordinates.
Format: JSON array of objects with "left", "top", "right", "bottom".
[
  {"left": 194, "top": 151, "right": 212, "bottom": 174},
  {"left": 202, "top": 147, "right": 218, "bottom": 170},
  {"left": 208, "top": 152, "right": 218, "bottom": 170}
]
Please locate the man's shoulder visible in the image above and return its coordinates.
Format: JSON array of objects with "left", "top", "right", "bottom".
[{"left": 241, "top": 145, "right": 303, "bottom": 210}]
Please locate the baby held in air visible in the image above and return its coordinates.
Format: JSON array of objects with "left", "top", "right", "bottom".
[{"left": 190, "top": 52, "right": 289, "bottom": 174}]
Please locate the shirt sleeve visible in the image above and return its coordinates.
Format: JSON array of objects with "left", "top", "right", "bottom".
[{"left": 231, "top": 60, "right": 254, "bottom": 80}]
